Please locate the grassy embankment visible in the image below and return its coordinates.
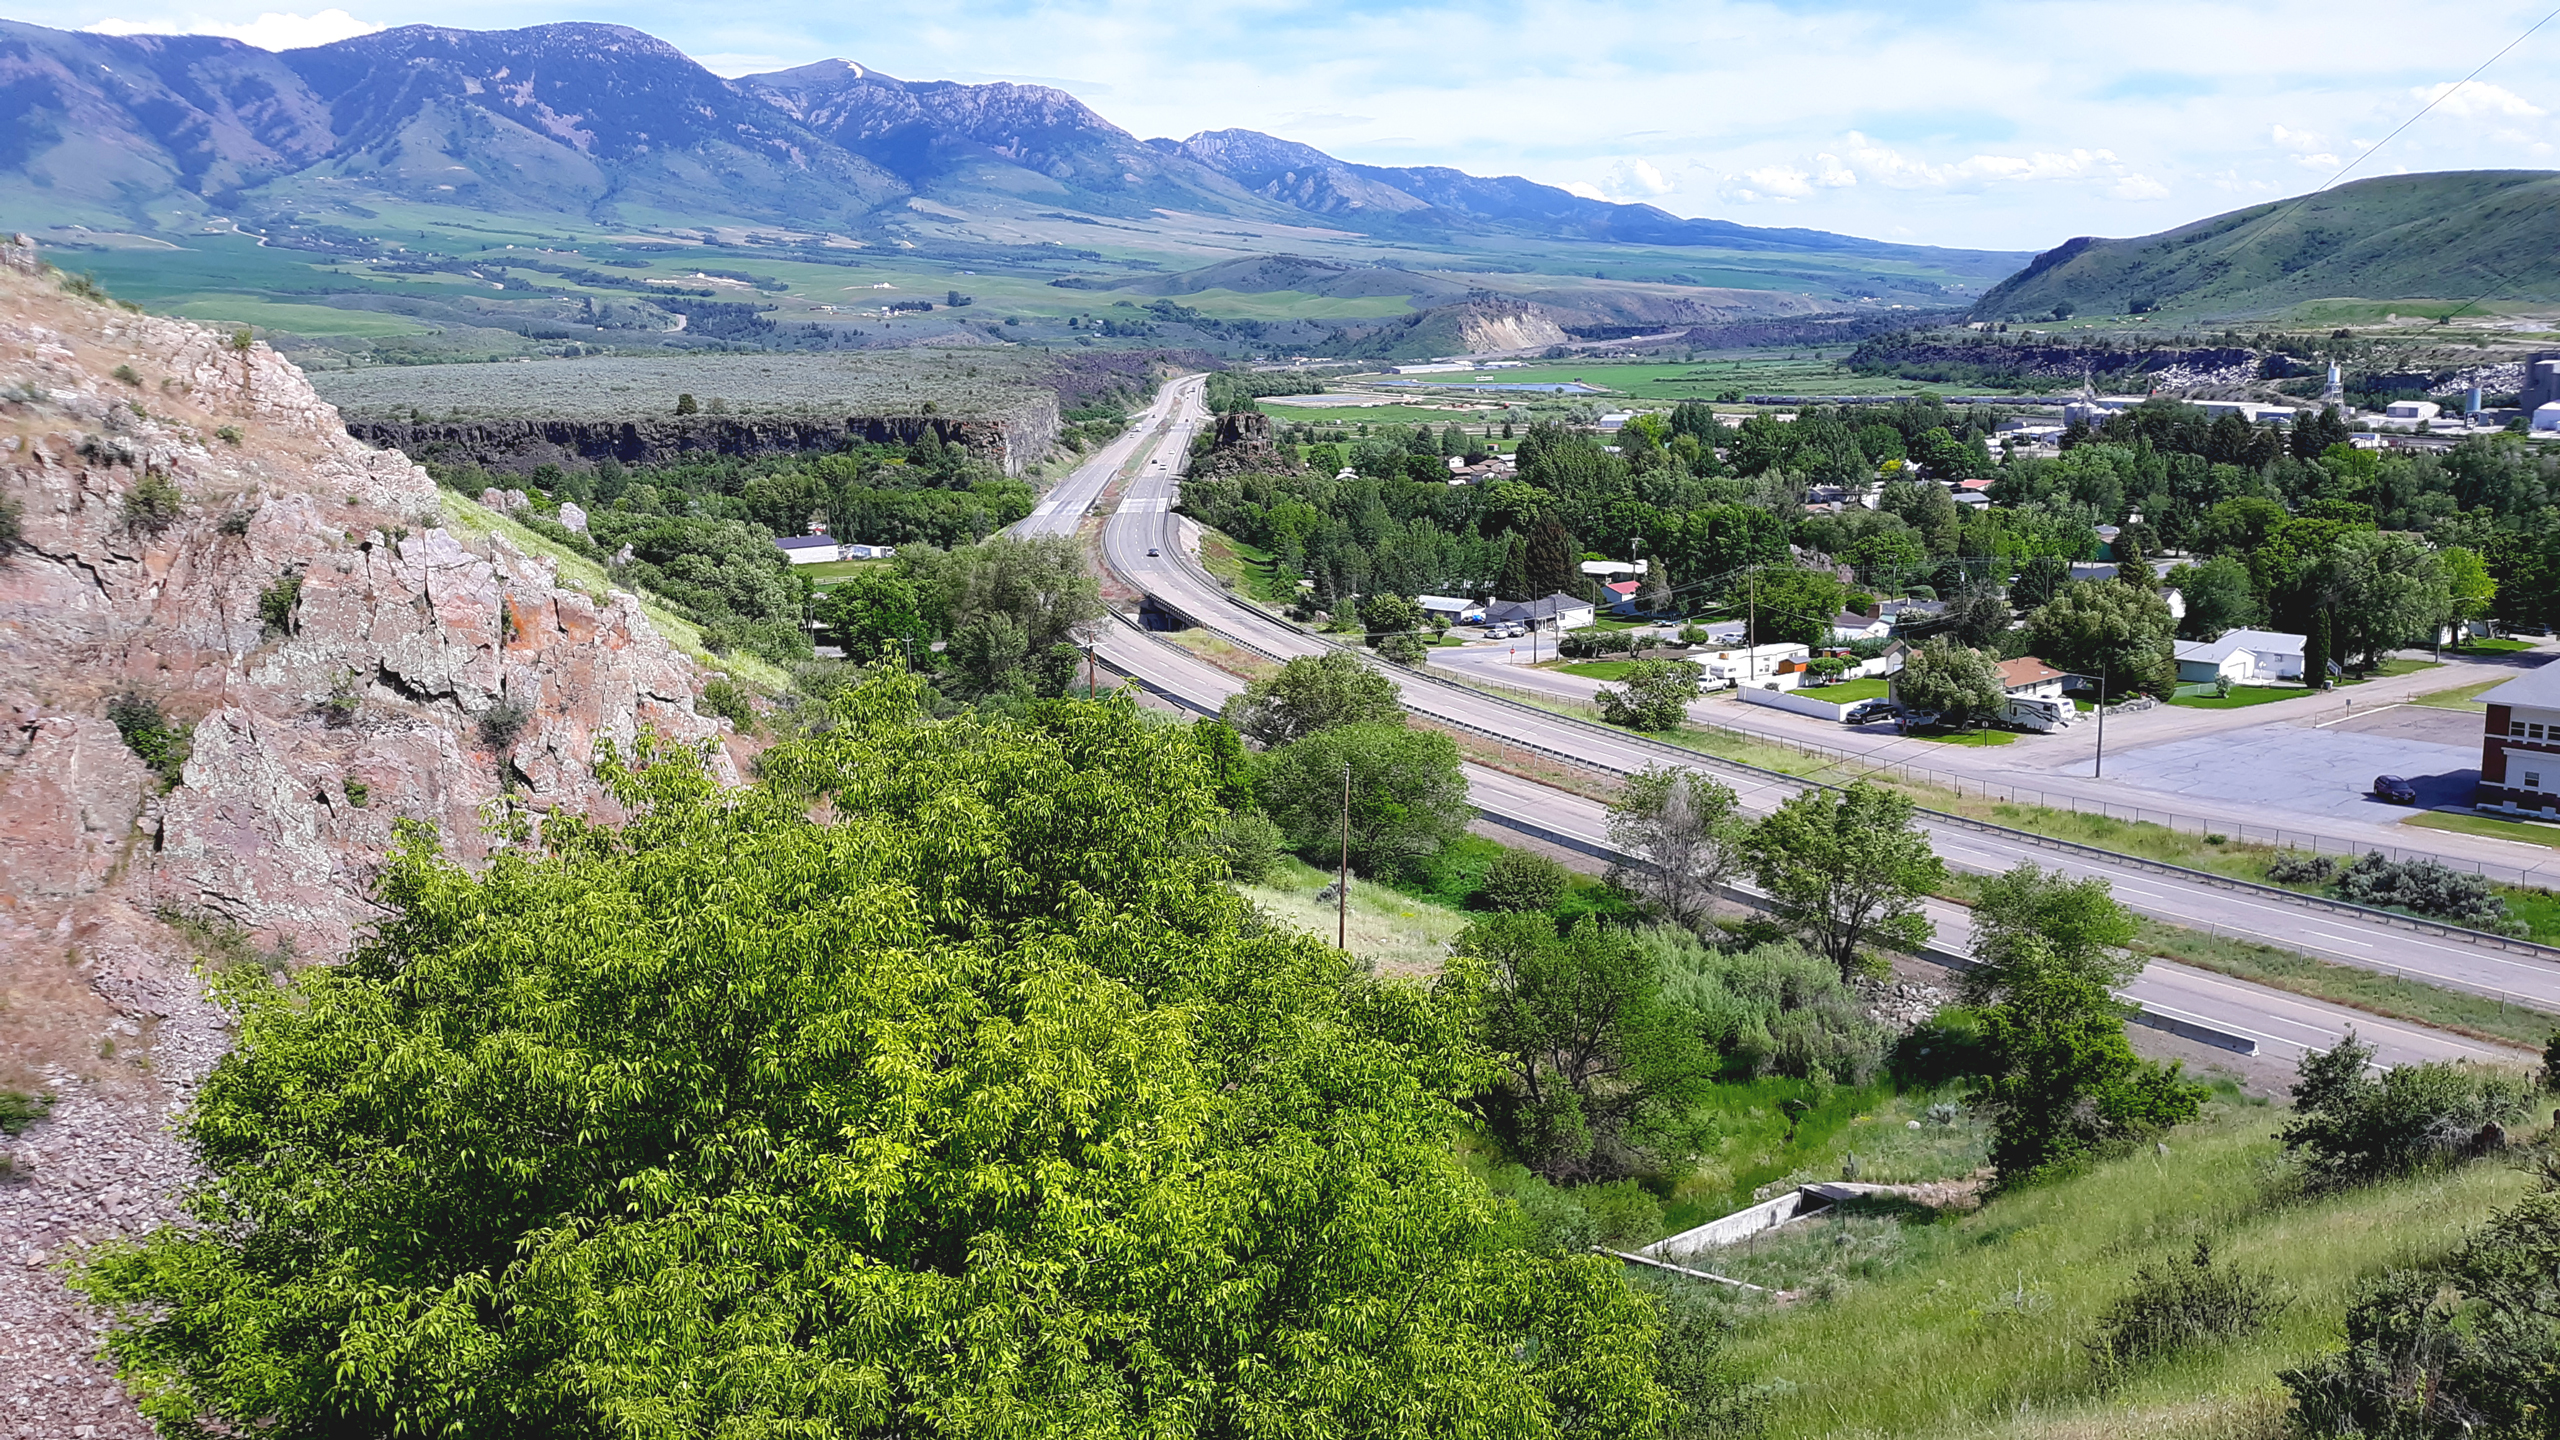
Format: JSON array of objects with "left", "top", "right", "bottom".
[{"left": 1721, "top": 1104, "right": 2542, "bottom": 1440}]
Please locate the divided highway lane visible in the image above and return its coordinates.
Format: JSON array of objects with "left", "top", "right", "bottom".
[{"left": 1011, "top": 374, "right": 1209, "bottom": 540}]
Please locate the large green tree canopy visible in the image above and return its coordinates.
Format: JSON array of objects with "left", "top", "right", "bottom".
[{"left": 79, "top": 674, "right": 1665, "bottom": 1440}]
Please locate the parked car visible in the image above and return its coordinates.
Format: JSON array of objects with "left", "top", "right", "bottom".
[
  {"left": 1843, "top": 699, "right": 1898, "bottom": 725},
  {"left": 2373, "top": 774, "right": 2418, "bottom": 804},
  {"left": 1898, "top": 709, "right": 1941, "bottom": 730}
]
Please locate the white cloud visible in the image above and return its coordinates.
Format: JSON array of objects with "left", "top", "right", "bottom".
[
  {"left": 2412, "top": 80, "right": 2546, "bottom": 119},
  {"left": 1561, "top": 180, "right": 1610, "bottom": 201},
  {"left": 2293, "top": 151, "right": 2341, "bottom": 169},
  {"left": 2271, "top": 124, "right": 2325, "bottom": 150},
  {"left": 84, "top": 8, "right": 381, "bottom": 49},
  {"left": 2108, "top": 173, "right": 2170, "bottom": 200},
  {"left": 1608, "top": 158, "right": 1674, "bottom": 197}
]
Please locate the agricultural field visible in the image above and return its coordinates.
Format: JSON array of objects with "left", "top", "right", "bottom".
[
  {"left": 310, "top": 350, "right": 1063, "bottom": 423},
  {"left": 1311, "top": 355, "right": 2044, "bottom": 410}
]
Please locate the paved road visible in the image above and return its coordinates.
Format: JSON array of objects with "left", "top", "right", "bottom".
[
  {"left": 1081, "top": 379, "right": 2532, "bottom": 1069},
  {"left": 1011, "top": 375, "right": 1209, "bottom": 540}
]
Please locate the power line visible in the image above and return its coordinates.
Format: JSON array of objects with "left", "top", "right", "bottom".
[{"left": 2247, "top": 4, "right": 2560, "bottom": 244}]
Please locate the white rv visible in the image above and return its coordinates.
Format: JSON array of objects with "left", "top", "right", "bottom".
[{"left": 2000, "top": 694, "right": 2075, "bottom": 733}]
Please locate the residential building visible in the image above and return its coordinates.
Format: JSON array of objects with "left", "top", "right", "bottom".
[
  {"left": 1602, "top": 580, "right": 1643, "bottom": 615},
  {"left": 1484, "top": 592, "right": 1596, "bottom": 632},
  {"left": 2475, "top": 661, "right": 2560, "bottom": 815},
  {"left": 1828, "top": 610, "right": 1892, "bottom": 643},
  {"left": 1580, "top": 559, "right": 1651, "bottom": 578},
  {"left": 1996, "top": 657, "right": 2069, "bottom": 700},
  {"left": 775, "top": 535, "right": 844, "bottom": 565},
  {"left": 1697, "top": 643, "right": 1811, "bottom": 688},
  {"left": 1417, "top": 594, "right": 1485, "bottom": 625},
  {"left": 2172, "top": 628, "right": 2306, "bottom": 685}
]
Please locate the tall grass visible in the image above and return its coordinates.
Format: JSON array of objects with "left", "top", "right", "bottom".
[{"left": 1719, "top": 1105, "right": 2539, "bottom": 1440}]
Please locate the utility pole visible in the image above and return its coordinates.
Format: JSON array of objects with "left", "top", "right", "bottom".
[
  {"left": 2094, "top": 665, "right": 2108, "bottom": 778},
  {"left": 1747, "top": 564, "right": 1758, "bottom": 683},
  {"left": 1338, "top": 761, "right": 1350, "bottom": 950}
]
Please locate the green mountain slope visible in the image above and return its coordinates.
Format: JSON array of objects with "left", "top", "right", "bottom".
[{"left": 1971, "top": 171, "right": 2560, "bottom": 322}]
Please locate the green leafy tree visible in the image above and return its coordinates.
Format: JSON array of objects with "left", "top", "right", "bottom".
[
  {"left": 1747, "top": 566, "right": 1851, "bottom": 649},
  {"left": 1946, "top": 585, "right": 2013, "bottom": 649},
  {"left": 2163, "top": 556, "right": 2259, "bottom": 641},
  {"left": 902, "top": 536, "right": 1099, "bottom": 695},
  {"left": 1962, "top": 862, "right": 2141, "bottom": 1006},
  {"left": 1605, "top": 766, "right": 1744, "bottom": 929},
  {"left": 1361, "top": 592, "right": 1431, "bottom": 666},
  {"left": 1448, "top": 914, "right": 1716, "bottom": 1183},
  {"left": 814, "top": 568, "right": 929, "bottom": 663},
  {"left": 1596, "top": 659, "right": 1702, "bottom": 731},
  {"left": 2329, "top": 529, "right": 2449, "bottom": 668},
  {"left": 2280, "top": 1030, "right": 2535, "bottom": 1189},
  {"left": 2027, "top": 579, "right": 2177, "bottom": 697},
  {"left": 1219, "top": 650, "right": 1403, "bottom": 747},
  {"left": 1741, "top": 780, "right": 1944, "bottom": 979},
  {"left": 1892, "top": 637, "right": 2004, "bottom": 729},
  {"left": 75, "top": 675, "right": 1671, "bottom": 1438},
  {"left": 1258, "top": 721, "right": 1470, "bottom": 877},
  {"left": 1980, "top": 937, "right": 2206, "bottom": 1186},
  {"left": 2442, "top": 545, "right": 2498, "bottom": 639}
]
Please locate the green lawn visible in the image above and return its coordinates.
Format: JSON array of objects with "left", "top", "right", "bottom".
[
  {"left": 2406, "top": 810, "right": 2560, "bottom": 849},
  {"left": 1724, "top": 1106, "right": 2539, "bottom": 1440},
  {"left": 2454, "top": 638, "right": 2540, "bottom": 655},
  {"left": 2348, "top": 657, "right": 2441, "bottom": 682},
  {"left": 2167, "top": 684, "right": 2313, "bottom": 709},
  {"left": 1806, "top": 677, "right": 1891, "bottom": 703},
  {"left": 2413, "top": 677, "right": 2507, "bottom": 710},
  {"left": 797, "top": 558, "right": 890, "bottom": 584},
  {"left": 1911, "top": 727, "right": 2017, "bottom": 746},
  {"left": 1558, "top": 661, "right": 1639, "bottom": 681}
]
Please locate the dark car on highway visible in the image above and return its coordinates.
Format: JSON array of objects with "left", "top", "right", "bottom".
[{"left": 2373, "top": 774, "right": 2418, "bottom": 804}]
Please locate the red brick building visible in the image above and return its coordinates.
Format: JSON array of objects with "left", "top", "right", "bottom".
[{"left": 2475, "top": 664, "right": 2560, "bottom": 816}]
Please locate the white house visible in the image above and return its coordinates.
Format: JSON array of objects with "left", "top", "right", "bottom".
[
  {"left": 1417, "top": 594, "right": 1485, "bottom": 625},
  {"left": 2173, "top": 628, "right": 2307, "bottom": 685},
  {"left": 1828, "top": 610, "right": 1891, "bottom": 643},
  {"left": 1484, "top": 592, "right": 1596, "bottom": 632},
  {"left": 775, "top": 535, "right": 843, "bottom": 565},
  {"left": 2533, "top": 402, "right": 2560, "bottom": 435},
  {"left": 1602, "top": 580, "right": 1643, "bottom": 615}
]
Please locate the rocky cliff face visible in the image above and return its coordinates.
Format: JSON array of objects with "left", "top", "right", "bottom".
[{"left": 0, "top": 234, "right": 735, "bottom": 1436}]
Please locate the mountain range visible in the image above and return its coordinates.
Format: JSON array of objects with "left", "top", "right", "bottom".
[{"left": 0, "top": 18, "right": 2007, "bottom": 272}]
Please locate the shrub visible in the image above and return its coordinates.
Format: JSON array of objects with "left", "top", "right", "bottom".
[
  {"left": 111, "top": 364, "right": 141, "bottom": 386},
  {"left": 698, "top": 678, "right": 755, "bottom": 730},
  {"left": 1209, "top": 810, "right": 1287, "bottom": 884},
  {"left": 0, "top": 492, "right": 21, "bottom": 552},
  {"left": 0, "top": 1087, "right": 53, "bottom": 1135},
  {"left": 1596, "top": 659, "right": 1702, "bottom": 731},
  {"left": 1559, "top": 629, "right": 1640, "bottom": 659},
  {"left": 2331, "top": 851, "right": 2524, "bottom": 935},
  {"left": 2266, "top": 851, "right": 2336, "bottom": 884},
  {"left": 1893, "top": 1006, "right": 1995, "bottom": 1086},
  {"left": 477, "top": 698, "right": 531, "bottom": 752},
  {"left": 122, "top": 472, "right": 183, "bottom": 535},
  {"left": 2282, "top": 1030, "right": 2534, "bottom": 1188},
  {"left": 1644, "top": 929, "right": 1892, "bottom": 1085},
  {"left": 1479, "top": 850, "right": 1570, "bottom": 912},
  {"left": 214, "top": 425, "right": 242, "bottom": 445},
  {"left": 256, "top": 569, "right": 303, "bottom": 636},
  {"left": 320, "top": 671, "right": 362, "bottom": 728},
  {"left": 60, "top": 271, "right": 108, "bottom": 303},
  {"left": 675, "top": 392, "right": 699, "bottom": 415},
  {"left": 107, "top": 692, "right": 188, "bottom": 787},
  {"left": 343, "top": 777, "right": 370, "bottom": 809},
  {"left": 217, "top": 508, "right": 253, "bottom": 537},
  {"left": 2089, "top": 1240, "right": 2283, "bottom": 1371}
]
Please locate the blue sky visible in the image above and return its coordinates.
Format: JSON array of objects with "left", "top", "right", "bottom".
[{"left": 27, "top": 0, "right": 2560, "bottom": 251}]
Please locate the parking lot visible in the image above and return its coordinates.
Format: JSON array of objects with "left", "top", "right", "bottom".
[{"left": 2099, "top": 704, "right": 2484, "bottom": 819}]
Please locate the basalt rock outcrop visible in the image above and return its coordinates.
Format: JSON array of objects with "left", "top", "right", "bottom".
[
  {"left": 0, "top": 233, "right": 736, "bottom": 1436},
  {"left": 345, "top": 410, "right": 1034, "bottom": 477}
]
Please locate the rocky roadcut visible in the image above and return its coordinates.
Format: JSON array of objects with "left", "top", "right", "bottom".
[{"left": 0, "top": 234, "right": 738, "bottom": 1435}]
